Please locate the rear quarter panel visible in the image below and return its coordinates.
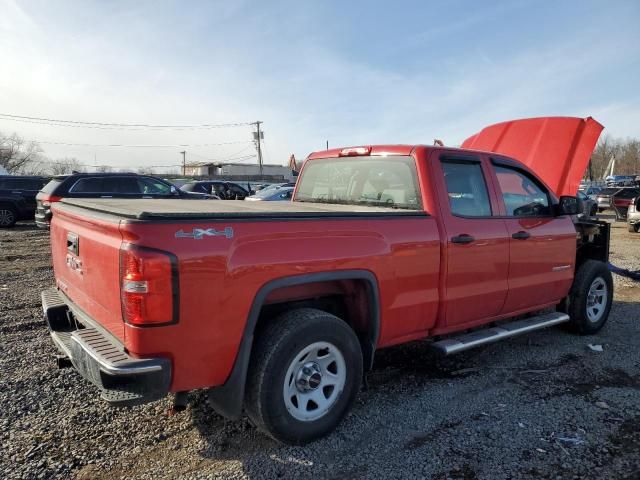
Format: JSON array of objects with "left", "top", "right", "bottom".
[{"left": 121, "top": 216, "right": 441, "bottom": 391}]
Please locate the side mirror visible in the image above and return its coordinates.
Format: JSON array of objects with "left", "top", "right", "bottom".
[
  {"left": 170, "top": 185, "right": 178, "bottom": 195},
  {"left": 557, "top": 196, "right": 579, "bottom": 216}
]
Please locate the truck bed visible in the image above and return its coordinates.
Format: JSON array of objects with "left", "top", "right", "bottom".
[{"left": 59, "top": 198, "right": 424, "bottom": 220}]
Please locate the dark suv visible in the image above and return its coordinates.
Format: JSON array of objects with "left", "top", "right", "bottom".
[
  {"left": 35, "top": 173, "right": 213, "bottom": 228},
  {"left": 181, "top": 180, "right": 251, "bottom": 200},
  {"left": 0, "top": 176, "right": 49, "bottom": 227}
]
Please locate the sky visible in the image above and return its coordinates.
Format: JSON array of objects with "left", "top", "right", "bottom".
[{"left": 0, "top": 0, "right": 639, "bottom": 172}]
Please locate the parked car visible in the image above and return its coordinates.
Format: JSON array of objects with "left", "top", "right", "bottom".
[
  {"left": 245, "top": 186, "right": 294, "bottom": 201},
  {"left": 595, "top": 187, "right": 622, "bottom": 212},
  {"left": 181, "top": 180, "right": 250, "bottom": 200},
  {"left": 35, "top": 173, "right": 213, "bottom": 228},
  {"left": 627, "top": 197, "right": 640, "bottom": 232},
  {"left": 611, "top": 187, "right": 640, "bottom": 221},
  {"left": 40, "top": 116, "right": 612, "bottom": 445},
  {"left": 580, "top": 185, "right": 602, "bottom": 199},
  {"left": 576, "top": 191, "right": 597, "bottom": 218},
  {"left": 0, "top": 175, "right": 48, "bottom": 227}
]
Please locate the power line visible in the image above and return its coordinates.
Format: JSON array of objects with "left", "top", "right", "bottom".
[
  {"left": 0, "top": 112, "right": 254, "bottom": 130},
  {"left": 30, "top": 139, "right": 254, "bottom": 148},
  {"left": 188, "top": 145, "right": 254, "bottom": 163}
]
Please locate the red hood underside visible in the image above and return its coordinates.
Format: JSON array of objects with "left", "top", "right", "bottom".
[{"left": 462, "top": 116, "right": 604, "bottom": 196}]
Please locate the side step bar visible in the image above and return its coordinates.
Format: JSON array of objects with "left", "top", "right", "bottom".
[{"left": 430, "top": 312, "right": 570, "bottom": 355}]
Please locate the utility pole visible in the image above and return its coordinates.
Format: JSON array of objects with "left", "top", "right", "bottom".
[
  {"left": 252, "top": 121, "right": 264, "bottom": 177},
  {"left": 326, "top": 140, "right": 329, "bottom": 150},
  {"left": 180, "top": 150, "right": 186, "bottom": 176}
]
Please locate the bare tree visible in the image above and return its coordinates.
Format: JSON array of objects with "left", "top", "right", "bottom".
[
  {"left": 0, "top": 132, "right": 43, "bottom": 173},
  {"left": 95, "top": 165, "right": 113, "bottom": 173},
  {"left": 588, "top": 135, "right": 640, "bottom": 179},
  {"left": 49, "top": 157, "right": 84, "bottom": 175},
  {"left": 137, "top": 166, "right": 156, "bottom": 175}
]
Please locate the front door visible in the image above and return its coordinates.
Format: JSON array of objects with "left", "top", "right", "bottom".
[
  {"left": 433, "top": 153, "right": 510, "bottom": 329},
  {"left": 489, "top": 159, "right": 576, "bottom": 313}
]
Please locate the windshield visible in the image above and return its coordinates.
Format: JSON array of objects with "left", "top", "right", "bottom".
[
  {"left": 252, "top": 185, "right": 289, "bottom": 198},
  {"left": 295, "top": 156, "right": 421, "bottom": 210}
]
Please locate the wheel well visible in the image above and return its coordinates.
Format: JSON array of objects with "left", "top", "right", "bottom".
[
  {"left": 256, "top": 279, "right": 377, "bottom": 370},
  {"left": 207, "top": 271, "right": 379, "bottom": 420},
  {"left": 575, "top": 220, "right": 610, "bottom": 267}
]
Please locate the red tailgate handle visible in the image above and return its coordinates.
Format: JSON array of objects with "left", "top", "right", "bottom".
[
  {"left": 512, "top": 231, "right": 531, "bottom": 240},
  {"left": 451, "top": 234, "right": 475, "bottom": 244}
]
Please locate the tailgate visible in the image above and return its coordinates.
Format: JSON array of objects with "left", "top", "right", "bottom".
[{"left": 50, "top": 204, "right": 125, "bottom": 340}]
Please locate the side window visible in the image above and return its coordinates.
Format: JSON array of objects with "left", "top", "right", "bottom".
[
  {"left": 137, "top": 177, "right": 172, "bottom": 195},
  {"left": 441, "top": 161, "right": 492, "bottom": 217},
  {"left": 494, "top": 165, "right": 551, "bottom": 216},
  {"left": 70, "top": 178, "right": 104, "bottom": 193},
  {"left": 109, "top": 177, "right": 140, "bottom": 194}
]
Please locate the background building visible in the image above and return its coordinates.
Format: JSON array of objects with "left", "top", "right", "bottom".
[{"left": 183, "top": 162, "right": 295, "bottom": 181}]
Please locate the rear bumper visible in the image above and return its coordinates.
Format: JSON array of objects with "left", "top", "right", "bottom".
[
  {"left": 41, "top": 287, "right": 171, "bottom": 406},
  {"left": 34, "top": 210, "right": 50, "bottom": 228}
]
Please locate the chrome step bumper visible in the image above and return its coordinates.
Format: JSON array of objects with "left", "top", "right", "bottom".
[
  {"left": 431, "top": 312, "right": 570, "bottom": 355},
  {"left": 41, "top": 287, "right": 171, "bottom": 406}
]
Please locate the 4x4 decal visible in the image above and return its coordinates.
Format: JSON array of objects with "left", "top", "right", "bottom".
[{"left": 175, "top": 227, "right": 234, "bottom": 240}]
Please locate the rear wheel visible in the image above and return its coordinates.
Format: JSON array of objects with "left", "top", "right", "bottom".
[
  {"left": 564, "top": 260, "right": 613, "bottom": 334},
  {"left": 0, "top": 205, "right": 17, "bottom": 228},
  {"left": 245, "top": 308, "right": 363, "bottom": 445},
  {"left": 629, "top": 223, "right": 639, "bottom": 233}
]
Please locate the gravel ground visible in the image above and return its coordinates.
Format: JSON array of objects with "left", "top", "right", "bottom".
[{"left": 1, "top": 217, "right": 639, "bottom": 479}]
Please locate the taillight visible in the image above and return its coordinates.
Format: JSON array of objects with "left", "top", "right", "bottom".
[
  {"left": 120, "top": 244, "right": 178, "bottom": 326},
  {"left": 40, "top": 195, "right": 62, "bottom": 207}
]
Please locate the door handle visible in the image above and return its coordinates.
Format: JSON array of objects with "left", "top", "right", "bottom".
[
  {"left": 451, "top": 234, "right": 475, "bottom": 244},
  {"left": 512, "top": 231, "right": 531, "bottom": 240}
]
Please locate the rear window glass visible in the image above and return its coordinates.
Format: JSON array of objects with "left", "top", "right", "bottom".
[
  {"left": 41, "top": 178, "right": 64, "bottom": 194},
  {"left": 295, "top": 156, "right": 421, "bottom": 210}
]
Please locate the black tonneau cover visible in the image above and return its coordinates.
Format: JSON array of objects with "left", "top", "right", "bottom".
[{"left": 59, "top": 198, "right": 425, "bottom": 220}]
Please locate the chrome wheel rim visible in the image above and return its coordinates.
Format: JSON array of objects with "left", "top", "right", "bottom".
[
  {"left": 586, "top": 277, "right": 607, "bottom": 323},
  {"left": 0, "top": 209, "right": 14, "bottom": 226},
  {"left": 283, "top": 341, "right": 346, "bottom": 422}
]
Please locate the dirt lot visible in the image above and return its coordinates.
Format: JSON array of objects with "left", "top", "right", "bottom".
[{"left": 1, "top": 218, "right": 639, "bottom": 479}]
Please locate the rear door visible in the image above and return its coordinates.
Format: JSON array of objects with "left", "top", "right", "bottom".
[
  {"left": 489, "top": 158, "right": 576, "bottom": 313},
  {"left": 431, "top": 152, "right": 510, "bottom": 329}
]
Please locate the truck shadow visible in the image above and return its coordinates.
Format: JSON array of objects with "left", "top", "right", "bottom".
[{"left": 184, "top": 298, "right": 639, "bottom": 479}]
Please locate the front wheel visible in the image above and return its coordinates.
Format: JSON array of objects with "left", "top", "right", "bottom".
[
  {"left": 564, "top": 260, "right": 613, "bottom": 334},
  {"left": 245, "top": 308, "right": 363, "bottom": 445}
]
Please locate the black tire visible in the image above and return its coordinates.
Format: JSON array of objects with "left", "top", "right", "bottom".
[
  {"left": 564, "top": 260, "right": 613, "bottom": 334},
  {"left": 590, "top": 205, "right": 597, "bottom": 217},
  {"left": 598, "top": 208, "right": 605, "bottom": 213},
  {"left": 628, "top": 223, "right": 639, "bottom": 233},
  {"left": 244, "top": 308, "right": 363, "bottom": 445},
  {"left": 0, "top": 204, "right": 17, "bottom": 228}
]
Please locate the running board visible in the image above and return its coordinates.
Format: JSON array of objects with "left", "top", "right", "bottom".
[{"left": 430, "top": 312, "right": 570, "bottom": 355}]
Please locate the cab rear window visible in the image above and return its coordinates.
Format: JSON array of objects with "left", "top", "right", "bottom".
[{"left": 295, "top": 156, "right": 421, "bottom": 210}]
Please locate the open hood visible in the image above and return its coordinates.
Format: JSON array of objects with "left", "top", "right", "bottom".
[{"left": 462, "top": 116, "right": 603, "bottom": 196}]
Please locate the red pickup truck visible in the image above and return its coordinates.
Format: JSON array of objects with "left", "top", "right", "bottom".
[{"left": 42, "top": 118, "right": 613, "bottom": 444}]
